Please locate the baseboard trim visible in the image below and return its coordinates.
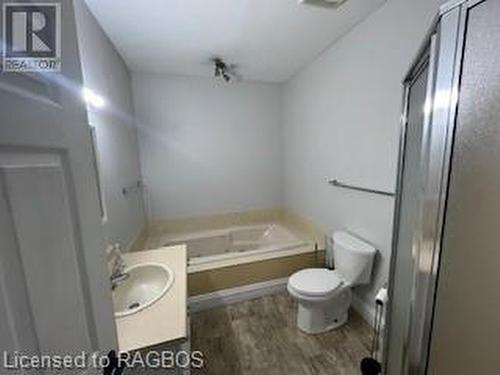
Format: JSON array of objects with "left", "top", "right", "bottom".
[
  {"left": 189, "top": 277, "right": 289, "bottom": 313},
  {"left": 188, "top": 278, "right": 383, "bottom": 330}
]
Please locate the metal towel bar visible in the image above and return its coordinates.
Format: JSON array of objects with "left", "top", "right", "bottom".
[{"left": 328, "top": 179, "right": 395, "bottom": 197}]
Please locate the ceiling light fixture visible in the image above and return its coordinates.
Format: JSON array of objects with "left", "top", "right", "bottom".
[{"left": 212, "top": 57, "right": 238, "bottom": 83}]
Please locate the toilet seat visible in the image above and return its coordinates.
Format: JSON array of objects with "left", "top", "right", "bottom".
[{"left": 288, "top": 268, "right": 344, "bottom": 297}]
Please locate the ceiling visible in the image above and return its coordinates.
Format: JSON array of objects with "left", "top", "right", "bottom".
[{"left": 84, "top": 0, "right": 386, "bottom": 83}]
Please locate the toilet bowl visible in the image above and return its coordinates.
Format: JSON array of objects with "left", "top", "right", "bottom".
[
  {"left": 288, "top": 269, "right": 352, "bottom": 333},
  {"left": 287, "top": 231, "right": 376, "bottom": 334}
]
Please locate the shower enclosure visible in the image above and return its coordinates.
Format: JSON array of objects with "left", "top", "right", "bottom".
[{"left": 385, "top": 0, "right": 500, "bottom": 373}]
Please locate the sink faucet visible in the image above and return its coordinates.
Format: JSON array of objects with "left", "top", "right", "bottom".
[{"left": 108, "top": 244, "right": 129, "bottom": 290}]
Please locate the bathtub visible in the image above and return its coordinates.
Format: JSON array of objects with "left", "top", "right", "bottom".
[{"left": 161, "top": 224, "right": 313, "bottom": 272}]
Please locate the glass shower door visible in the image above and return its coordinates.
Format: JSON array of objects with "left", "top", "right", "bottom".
[
  {"left": 385, "top": 51, "right": 431, "bottom": 375},
  {"left": 384, "top": 5, "right": 465, "bottom": 374}
]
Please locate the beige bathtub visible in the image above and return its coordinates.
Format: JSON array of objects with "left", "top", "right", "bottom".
[{"left": 161, "top": 223, "right": 314, "bottom": 273}]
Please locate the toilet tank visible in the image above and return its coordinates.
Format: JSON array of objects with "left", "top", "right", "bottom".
[{"left": 331, "top": 231, "right": 376, "bottom": 286}]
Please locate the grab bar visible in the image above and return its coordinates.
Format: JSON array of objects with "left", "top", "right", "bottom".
[{"left": 328, "top": 179, "right": 395, "bottom": 197}]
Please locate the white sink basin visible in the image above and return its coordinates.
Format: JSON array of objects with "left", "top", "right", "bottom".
[{"left": 112, "top": 263, "right": 174, "bottom": 318}]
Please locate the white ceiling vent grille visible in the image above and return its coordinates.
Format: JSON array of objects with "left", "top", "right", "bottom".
[{"left": 298, "top": 0, "right": 349, "bottom": 8}]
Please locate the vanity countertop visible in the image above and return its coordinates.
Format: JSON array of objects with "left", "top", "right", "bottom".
[{"left": 115, "top": 245, "right": 187, "bottom": 352}]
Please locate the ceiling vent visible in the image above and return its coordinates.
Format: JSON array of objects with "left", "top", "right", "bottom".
[{"left": 298, "top": 0, "right": 348, "bottom": 8}]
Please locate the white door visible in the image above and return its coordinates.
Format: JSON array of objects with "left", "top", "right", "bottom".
[{"left": 0, "top": 0, "right": 117, "bottom": 368}]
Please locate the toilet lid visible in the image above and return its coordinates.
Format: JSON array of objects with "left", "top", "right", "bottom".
[{"left": 289, "top": 269, "right": 343, "bottom": 297}]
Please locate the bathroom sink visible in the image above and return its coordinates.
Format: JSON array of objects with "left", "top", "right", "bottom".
[{"left": 112, "top": 263, "right": 174, "bottom": 318}]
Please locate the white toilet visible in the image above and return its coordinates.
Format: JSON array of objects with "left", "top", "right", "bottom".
[{"left": 287, "top": 231, "right": 376, "bottom": 334}]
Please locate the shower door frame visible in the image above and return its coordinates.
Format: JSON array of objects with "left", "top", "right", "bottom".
[{"left": 383, "top": 1, "right": 472, "bottom": 373}]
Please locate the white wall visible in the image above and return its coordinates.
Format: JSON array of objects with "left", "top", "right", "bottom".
[
  {"left": 75, "top": 1, "right": 145, "bottom": 249},
  {"left": 282, "top": 0, "right": 445, "bottom": 308},
  {"left": 132, "top": 74, "right": 283, "bottom": 220}
]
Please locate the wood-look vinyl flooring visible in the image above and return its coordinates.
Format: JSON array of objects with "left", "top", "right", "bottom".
[{"left": 190, "top": 292, "right": 372, "bottom": 375}]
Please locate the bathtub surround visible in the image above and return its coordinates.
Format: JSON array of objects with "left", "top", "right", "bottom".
[
  {"left": 132, "top": 74, "right": 283, "bottom": 220},
  {"left": 163, "top": 224, "right": 310, "bottom": 269},
  {"left": 74, "top": 1, "right": 145, "bottom": 250},
  {"left": 282, "top": 0, "right": 445, "bottom": 313},
  {"left": 189, "top": 252, "right": 323, "bottom": 296},
  {"left": 145, "top": 208, "right": 285, "bottom": 240},
  {"left": 139, "top": 209, "right": 325, "bottom": 267},
  {"left": 137, "top": 208, "right": 325, "bottom": 251},
  {"left": 134, "top": 208, "right": 325, "bottom": 297}
]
